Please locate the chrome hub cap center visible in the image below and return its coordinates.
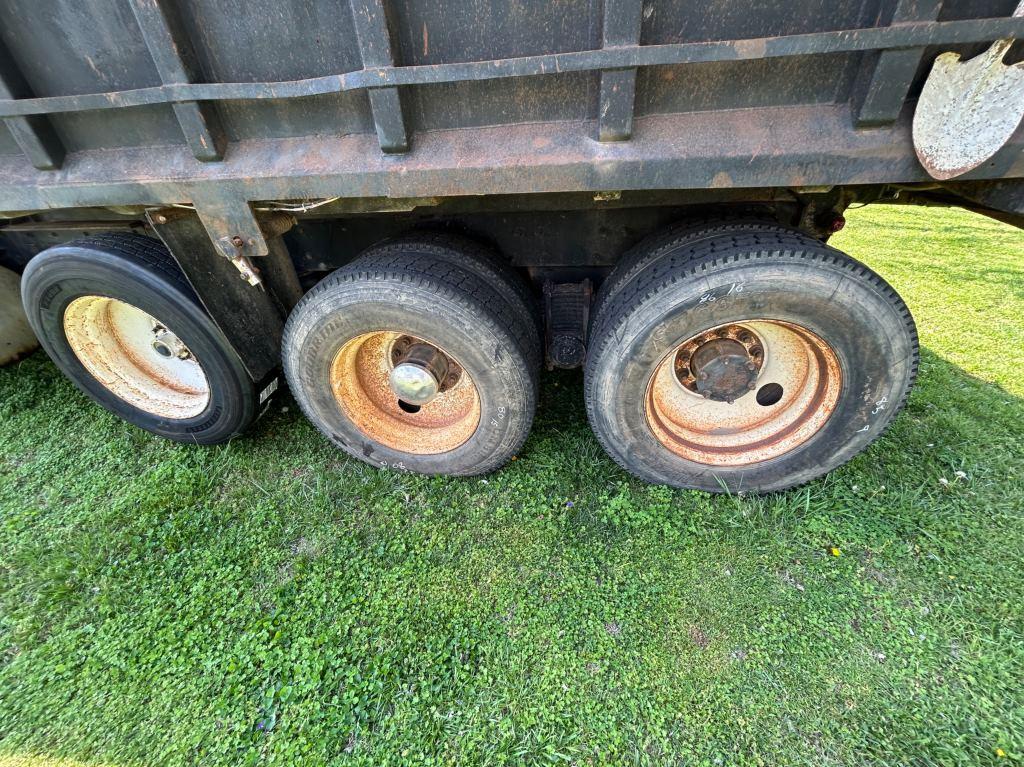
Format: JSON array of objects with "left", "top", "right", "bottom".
[
  {"left": 388, "top": 341, "right": 452, "bottom": 406},
  {"left": 389, "top": 361, "right": 441, "bottom": 405}
]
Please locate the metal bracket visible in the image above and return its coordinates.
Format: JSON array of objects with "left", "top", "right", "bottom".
[{"left": 215, "top": 236, "right": 264, "bottom": 288}]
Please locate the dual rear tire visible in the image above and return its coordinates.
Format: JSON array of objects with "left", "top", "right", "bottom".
[
  {"left": 282, "top": 235, "right": 540, "bottom": 476},
  {"left": 584, "top": 225, "right": 919, "bottom": 492}
]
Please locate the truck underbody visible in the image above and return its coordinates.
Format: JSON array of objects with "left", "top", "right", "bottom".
[{"left": 1, "top": 0, "right": 1021, "bottom": 491}]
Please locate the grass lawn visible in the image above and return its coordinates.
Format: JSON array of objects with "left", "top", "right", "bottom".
[{"left": 0, "top": 205, "right": 1022, "bottom": 766}]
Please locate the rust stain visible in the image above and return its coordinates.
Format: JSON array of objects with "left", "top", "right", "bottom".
[
  {"left": 644, "top": 320, "right": 842, "bottom": 467},
  {"left": 329, "top": 331, "right": 480, "bottom": 455},
  {"left": 711, "top": 171, "right": 733, "bottom": 188},
  {"left": 422, "top": 22, "right": 429, "bottom": 58},
  {"left": 734, "top": 38, "right": 768, "bottom": 59}
]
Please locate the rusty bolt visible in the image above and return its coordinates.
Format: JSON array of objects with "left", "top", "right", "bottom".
[{"left": 231, "top": 235, "right": 245, "bottom": 248}]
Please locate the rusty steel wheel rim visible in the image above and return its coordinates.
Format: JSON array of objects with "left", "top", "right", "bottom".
[
  {"left": 645, "top": 320, "right": 842, "bottom": 466},
  {"left": 329, "top": 331, "right": 481, "bottom": 455},
  {"left": 63, "top": 296, "right": 210, "bottom": 419}
]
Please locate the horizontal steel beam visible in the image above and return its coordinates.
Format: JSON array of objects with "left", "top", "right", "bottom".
[
  {"left": 0, "top": 16, "right": 1020, "bottom": 119},
  {"left": 0, "top": 41, "right": 65, "bottom": 169},
  {"left": 2, "top": 105, "right": 1022, "bottom": 219}
]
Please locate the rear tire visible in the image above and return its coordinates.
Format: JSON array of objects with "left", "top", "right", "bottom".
[
  {"left": 585, "top": 226, "right": 918, "bottom": 493},
  {"left": 283, "top": 237, "right": 539, "bottom": 476},
  {"left": 590, "top": 208, "right": 781, "bottom": 324},
  {"left": 21, "top": 233, "right": 261, "bottom": 444}
]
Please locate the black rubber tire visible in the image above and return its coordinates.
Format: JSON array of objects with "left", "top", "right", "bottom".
[
  {"left": 585, "top": 226, "right": 919, "bottom": 493},
  {"left": 590, "top": 208, "right": 780, "bottom": 326},
  {"left": 283, "top": 237, "right": 539, "bottom": 476},
  {"left": 381, "top": 232, "right": 543, "bottom": 370},
  {"left": 21, "top": 233, "right": 261, "bottom": 445}
]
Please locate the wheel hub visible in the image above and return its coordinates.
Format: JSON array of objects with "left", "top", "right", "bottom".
[
  {"left": 330, "top": 331, "right": 480, "bottom": 455},
  {"left": 389, "top": 343, "right": 447, "bottom": 406},
  {"left": 388, "top": 336, "right": 462, "bottom": 407},
  {"left": 151, "top": 323, "right": 192, "bottom": 360},
  {"left": 674, "top": 325, "right": 763, "bottom": 403}
]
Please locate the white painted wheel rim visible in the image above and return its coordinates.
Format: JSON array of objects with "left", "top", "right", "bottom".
[
  {"left": 645, "top": 320, "right": 842, "bottom": 466},
  {"left": 63, "top": 296, "right": 210, "bottom": 419}
]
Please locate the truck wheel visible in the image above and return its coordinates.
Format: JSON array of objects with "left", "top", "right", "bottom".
[
  {"left": 283, "top": 237, "right": 538, "bottom": 476},
  {"left": 585, "top": 227, "right": 918, "bottom": 493},
  {"left": 21, "top": 233, "right": 261, "bottom": 444}
]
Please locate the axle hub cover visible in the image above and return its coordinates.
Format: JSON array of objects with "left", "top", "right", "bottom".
[{"left": 691, "top": 338, "right": 758, "bottom": 403}]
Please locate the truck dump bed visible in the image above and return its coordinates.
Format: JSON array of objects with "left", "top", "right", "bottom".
[{"left": 2, "top": 0, "right": 1023, "bottom": 255}]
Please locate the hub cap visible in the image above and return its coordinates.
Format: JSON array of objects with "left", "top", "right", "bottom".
[
  {"left": 63, "top": 296, "right": 210, "bottom": 419},
  {"left": 330, "top": 332, "right": 479, "bottom": 455},
  {"left": 646, "top": 320, "right": 842, "bottom": 466}
]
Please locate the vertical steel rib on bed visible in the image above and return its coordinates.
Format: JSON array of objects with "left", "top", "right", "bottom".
[
  {"left": 0, "top": 41, "right": 65, "bottom": 170},
  {"left": 598, "top": 0, "right": 644, "bottom": 142},
  {"left": 351, "top": 0, "right": 410, "bottom": 153},
  {"left": 855, "top": 0, "right": 945, "bottom": 127},
  {"left": 129, "top": 0, "right": 226, "bottom": 162}
]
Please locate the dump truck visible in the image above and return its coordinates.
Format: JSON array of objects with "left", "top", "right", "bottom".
[{"left": 1, "top": 0, "right": 1022, "bottom": 492}]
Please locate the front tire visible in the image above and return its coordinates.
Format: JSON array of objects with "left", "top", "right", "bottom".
[
  {"left": 585, "top": 226, "right": 918, "bottom": 493},
  {"left": 21, "top": 233, "right": 261, "bottom": 445}
]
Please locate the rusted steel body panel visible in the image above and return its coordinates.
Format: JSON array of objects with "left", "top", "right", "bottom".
[{"left": 0, "top": 0, "right": 1022, "bottom": 251}]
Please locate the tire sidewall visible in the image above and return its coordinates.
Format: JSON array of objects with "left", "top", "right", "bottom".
[
  {"left": 22, "top": 247, "right": 256, "bottom": 444},
  {"left": 588, "top": 256, "right": 916, "bottom": 492},
  {"left": 285, "top": 281, "right": 534, "bottom": 475}
]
